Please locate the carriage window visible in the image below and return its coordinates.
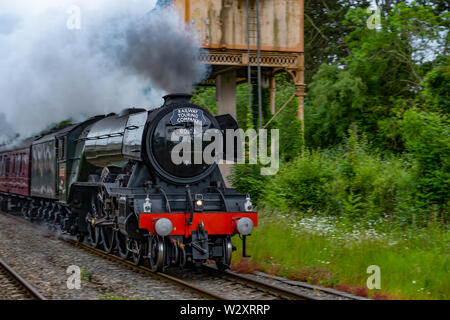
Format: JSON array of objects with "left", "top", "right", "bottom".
[
  {"left": 5, "top": 157, "right": 10, "bottom": 175},
  {"left": 17, "top": 154, "right": 22, "bottom": 176},
  {"left": 12, "top": 155, "right": 16, "bottom": 176},
  {"left": 21, "top": 154, "right": 26, "bottom": 177}
]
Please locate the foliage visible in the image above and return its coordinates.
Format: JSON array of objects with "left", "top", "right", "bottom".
[
  {"left": 304, "top": 2, "right": 449, "bottom": 150},
  {"left": 303, "top": 0, "right": 371, "bottom": 83},
  {"left": 232, "top": 212, "right": 450, "bottom": 300},
  {"left": 306, "top": 64, "right": 367, "bottom": 148},
  {"left": 421, "top": 56, "right": 450, "bottom": 114},
  {"left": 192, "top": 86, "right": 217, "bottom": 115},
  {"left": 271, "top": 73, "right": 304, "bottom": 162},
  {"left": 260, "top": 129, "right": 421, "bottom": 225},
  {"left": 230, "top": 164, "right": 268, "bottom": 203},
  {"left": 344, "top": 3, "right": 448, "bottom": 94},
  {"left": 398, "top": 109, "right": 449, "bottom": 219},
  {"left": 228, "top": 1, "right": 450, "bottom": 300},
  {"left": 196, "top": 2, "right": 448, "bottom": 229}
]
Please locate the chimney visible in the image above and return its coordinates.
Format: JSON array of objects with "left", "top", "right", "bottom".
[{"left": 162, "top": 93, "right": 192, "bottom": 106}]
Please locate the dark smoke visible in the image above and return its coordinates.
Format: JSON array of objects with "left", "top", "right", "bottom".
[
  {"left": 97, "top": 8, "right": 209, "bottom": 94},
  {"left": 0, "top": 1, "right": 208, "bottom": 143}
]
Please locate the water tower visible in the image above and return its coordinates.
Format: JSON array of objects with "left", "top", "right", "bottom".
[{"left": 172, "top": 0, "right": 305, "bottom": 127}]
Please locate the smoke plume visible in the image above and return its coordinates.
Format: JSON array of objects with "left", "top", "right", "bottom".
[{"left": 0, "top": 0, "right": 208, "bottom": 144}]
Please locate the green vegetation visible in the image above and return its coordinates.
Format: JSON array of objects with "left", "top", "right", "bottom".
[
  {"left": 232, "top": 212, "right": 449, "bottom": 300},
  {"left": 230, "top": 128, "right": 449, "bottom": 299},
  {"left": 80, "top": 268, "right": 93, "bottom": 282},
  {"left": 249, "top": 128, "right": 447, "bottom": 226},
  {"left": 218, "top": 1, "right": 449, "bottom": 299}
]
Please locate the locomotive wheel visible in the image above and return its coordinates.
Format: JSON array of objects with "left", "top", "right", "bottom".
[
  {"left": 53, "top": 213, "right": 60, "bottom": 230},
  {"left": 28, "top": 205, "right": 38, "bottom": 220},
  {"left": 76, "top": 232, "right": 84, "bottom": 243},
  {"left": 43, "top": 204, "right": 51, "bottom": 221},
  {"left": 215, "top": 236, "right": 232, "bottom": 272},
  {"left": 53, "top": 206, "right": 61, "bottom": 226},
  {"left": 41, "top": 205, "right": 48, "bottom": 221},
  {"left": 101, "top": 227, "right": 116, "bottom": 254},
  {"left": 47, "top": 204, "right": 55, "bottom": 222},
  {"left": 86, "top": 192, "right": 103, "bottom": 249},
  {"left": 44, "top": 204, "right": 54, "bottom": 230},
  {"left": 148, "top": 236, "right": 165, "bottom": 272},
  {"left": 21, "top": 203, "right": 30, "bottom": 219},
  {"left": 87, "top": 223, "right": 102, "bottom": 248},
  {"left": 171, "top": 242, "right": 179, "bottom": 266},
  {"left": 37, "top": 205, "right": 46, "bottom": 220},
  {"left": 131, "top": 239, "right": 144, "bottom": 266},
  {"left": 179, "top": 246, "right": 186, "bottom": 269},
  {"left": 50, "top": 207, "right": 59, "bottom": 231},
  {"left": 116, "top": 232, "right": 130, "bottom": 260}
]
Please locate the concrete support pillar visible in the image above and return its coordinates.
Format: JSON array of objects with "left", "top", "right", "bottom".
[
  {"left": 216, "top": 69, "right": 236, "bottom": 187},
  {"left": 296, "top": 86, "right": 305, "bottom": 143},
  {"left": 288, "top": 54, "right": 306, "bottom": 145},
  {"left": 216, "top": 69, "right": 237, "bottom": 118}
]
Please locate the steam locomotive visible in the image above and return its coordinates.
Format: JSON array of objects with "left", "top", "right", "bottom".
[{"left": 0, "top": 94, "right": 257, "bottom": 271}]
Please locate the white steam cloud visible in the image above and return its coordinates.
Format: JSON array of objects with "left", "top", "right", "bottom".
[{"left": 0, "top": 0, "right": 209, "bottom": 144}]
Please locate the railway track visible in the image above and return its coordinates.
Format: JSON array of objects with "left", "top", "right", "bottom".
[
  {"left": 200, "top": 265, "right": 369, "bottom": 300},
  {"left": 3, "top": 212, "right": 368, "bottom": 300},
  {"left": 64, "top": 239, "right": 227, "bottom": 300},
  {"left": 66, "top": 237, "right": 370, "bottom": 300},
  {"left": 0, "top": 257, "right": 47, "bottom": 300},
  {"left": 67, "top": 239, "right": 319, "bottom": 300}
]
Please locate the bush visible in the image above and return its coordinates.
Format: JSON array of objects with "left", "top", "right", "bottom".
[
  {"left": 260, "top": 129, "right": 417, "bottom": 225},
  {"left": 305, "top": 64, "right": 367, "bottom": 149},
  {"left": 262, "top": 151, "right": 335, "bottom": 213},
  {"left": 399, "top": 109, "right": 449, "bottom": 221},
  {"left": 421, "top": 56, "right": 450, "bottom": 114},
  {"left": 230, "top": 163, "right": 268, "bottom": 203}
]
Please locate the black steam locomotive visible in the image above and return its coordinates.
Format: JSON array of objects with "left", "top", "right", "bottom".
[{"left": 0, "top": 94, "right": 257, "bottom": 271}]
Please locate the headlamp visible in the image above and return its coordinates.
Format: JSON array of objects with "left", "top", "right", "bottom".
[
  {"left": 155, "top": 218, "right": 173, "bottom": 236},
  {"left": 237, "top": 217, "right": 254, "bottom": 235}
]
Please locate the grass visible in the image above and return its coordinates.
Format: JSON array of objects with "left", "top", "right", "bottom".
[
  {"left": 80, "top": 268, "right": 92, "bottom": 282},
  {"left": 97, "top": 294, "right": 145, "bottom": 300},
  {"left": 231, "top": 210, "right": 450, "bottom": 300}
]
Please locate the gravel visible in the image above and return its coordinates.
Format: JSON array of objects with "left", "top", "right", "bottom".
[{"left": 0, "top": 213, "right": 206, "bottom": 300}]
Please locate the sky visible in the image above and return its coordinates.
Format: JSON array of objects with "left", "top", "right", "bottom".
[{"left": 0, "top": 0, "right": 207, "bottom": 143}]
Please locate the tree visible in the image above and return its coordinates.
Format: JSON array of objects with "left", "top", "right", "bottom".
[
  {"left": 304, "top": 0, "right": 371, "bottom": 83},
  {"left": 421, "top": 55, "right": 450, "bottom": 114},
  {"left": 399, "top": 109, "right": 449, "bottom": 218},
  {"left": 306, "top": 64, "right": 367, "bottom": 148},
  {"left": 306, "top": 2, "right": 449, "bottom": 150}
]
